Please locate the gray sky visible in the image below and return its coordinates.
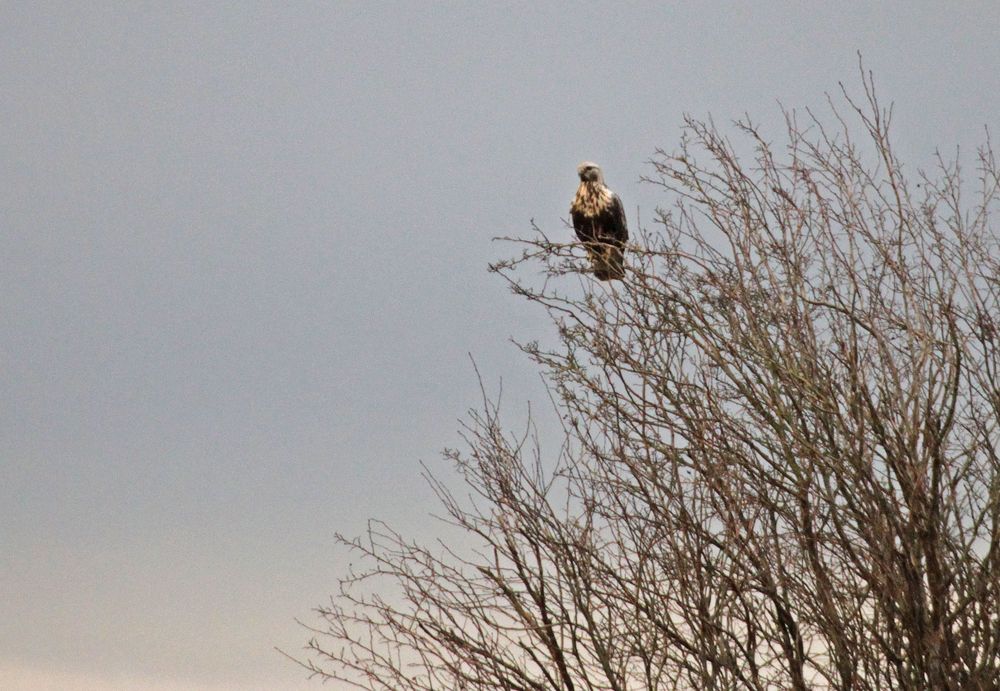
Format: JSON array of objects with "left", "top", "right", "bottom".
[{"left": 3, "top": 2, "right": 999, "bottom": 689}]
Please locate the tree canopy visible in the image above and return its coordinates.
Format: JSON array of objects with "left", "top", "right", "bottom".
[{"left": 301, "top": 72, "right": 1000, "bottom": 690}]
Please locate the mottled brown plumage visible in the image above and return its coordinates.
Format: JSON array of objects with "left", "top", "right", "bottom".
[{"left": 570, "top": 162, "right": 628, "bottom": 280}]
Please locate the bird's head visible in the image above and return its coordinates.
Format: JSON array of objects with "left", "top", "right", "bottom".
[{"left": 577, "top": 161, "right": 604, "bottom": 184}]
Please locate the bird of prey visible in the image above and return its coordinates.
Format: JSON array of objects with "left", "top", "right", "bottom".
[{"left": 570, "top": 162, "right": 628, "bottom": 280}]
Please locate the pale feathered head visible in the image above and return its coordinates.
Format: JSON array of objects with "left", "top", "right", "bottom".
[{"left": 577, "top": 161, "right": 604, "bottom": 184}]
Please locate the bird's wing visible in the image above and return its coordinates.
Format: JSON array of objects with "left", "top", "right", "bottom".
[
  {"left": 571, "top": 209, "right": 595, "bottom": 243},
  {"left": 610, "top": 193, "right": 629, "bottom": 244}
]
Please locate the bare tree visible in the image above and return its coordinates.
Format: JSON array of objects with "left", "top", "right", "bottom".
[{"left": 299, "top": 71, "right": 1000, "bottom": 690}]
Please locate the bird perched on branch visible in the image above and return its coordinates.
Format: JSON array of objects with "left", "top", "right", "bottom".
[{"left": 570, "top": 162, "right": 628, "bottom": 280}]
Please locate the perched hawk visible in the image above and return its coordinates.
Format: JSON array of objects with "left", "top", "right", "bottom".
[{"left": 570, "top": 162, "right": 628, "bottom": 280}]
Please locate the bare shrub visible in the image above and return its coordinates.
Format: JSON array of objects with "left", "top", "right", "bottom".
[{"left": 300, "top": 71, "right": 1000, "bottom": 690}]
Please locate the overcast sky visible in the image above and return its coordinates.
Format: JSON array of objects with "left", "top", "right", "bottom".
[{"left": 3, "top": 2, "right": 1000, "bottom": 689}]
